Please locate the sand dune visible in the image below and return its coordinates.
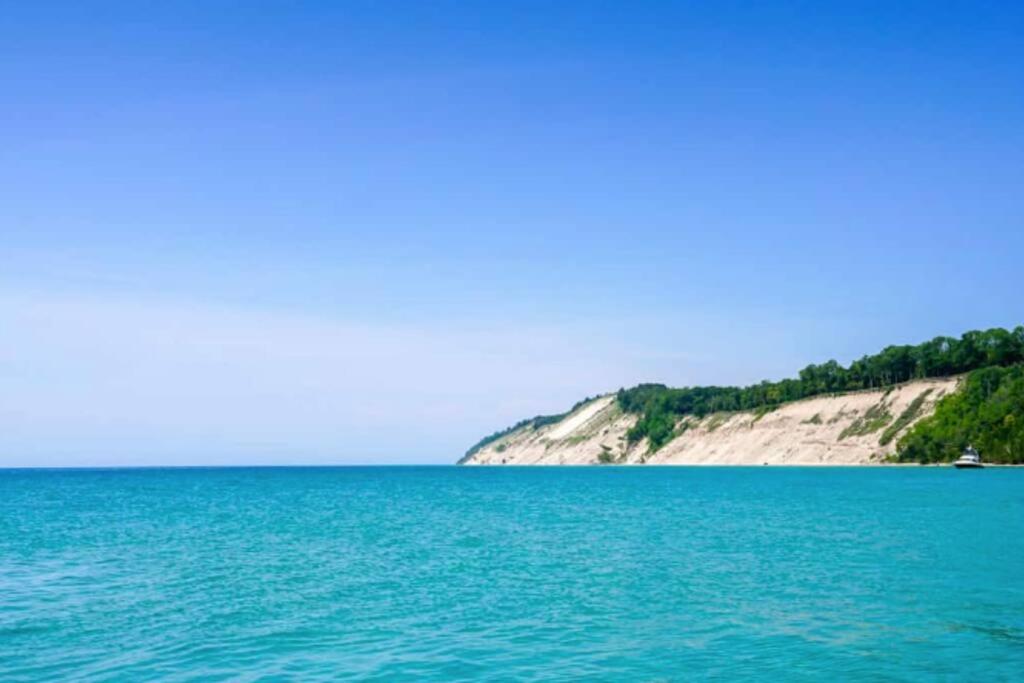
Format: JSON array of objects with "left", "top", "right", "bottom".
[{"left": 462, "top": 377, "right": 958, "bottom": 465}]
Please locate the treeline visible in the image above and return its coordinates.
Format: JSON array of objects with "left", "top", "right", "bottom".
[
  {"left": 896, "top": 365, "right": 1024, "bottom": 464},
  {"left": 617, "top": 327, "right": 1024, "bottom": 451}
]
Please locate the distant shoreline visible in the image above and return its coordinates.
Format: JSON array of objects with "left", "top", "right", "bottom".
[
  {"left": 3, "top": 462, "right": 1019, "bottom": 471},
  {"left": 461, "top": 378, "right": 960, "bottom": 466}
]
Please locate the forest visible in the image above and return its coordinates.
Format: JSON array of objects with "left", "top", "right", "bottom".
[{"left": 616, "top": 327, "right": 1024, "bottom": 453}]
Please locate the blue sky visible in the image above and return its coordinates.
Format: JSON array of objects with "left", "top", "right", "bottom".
[{"left": 2, "top": 2, "right": 1022, "bottom": 466}]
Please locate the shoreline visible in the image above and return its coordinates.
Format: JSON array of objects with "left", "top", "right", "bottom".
[{"left": 464, "top": 462, "right": 1022, "bottom": 467}]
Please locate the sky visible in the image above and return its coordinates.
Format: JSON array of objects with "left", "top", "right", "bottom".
[{"left": 2, "top": 1, "right": 1022, "bottom": 466}]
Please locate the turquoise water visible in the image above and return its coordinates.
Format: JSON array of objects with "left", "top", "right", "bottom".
[{"left": 2, "top": 467, "right": 1023, "bottom": 681}]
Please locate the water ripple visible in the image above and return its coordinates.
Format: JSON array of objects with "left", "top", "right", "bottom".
[{"left": 1, "top": 466, "right": 1023, "bottom": 680}]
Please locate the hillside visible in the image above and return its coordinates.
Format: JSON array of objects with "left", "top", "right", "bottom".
[
  {"left": 461, "top": 378, "right": 958, "bottom": 466},
  {"left": 461, "top": 327, "right": 1024, "bottom": 465}
]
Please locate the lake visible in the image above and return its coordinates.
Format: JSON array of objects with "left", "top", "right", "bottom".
[{"left": 2, "top": 466, "right": 1022, "bottom": 680}]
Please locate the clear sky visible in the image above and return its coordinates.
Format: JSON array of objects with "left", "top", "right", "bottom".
[{"left": 2, "top": 2, "right": 1022, "bottom": 466}]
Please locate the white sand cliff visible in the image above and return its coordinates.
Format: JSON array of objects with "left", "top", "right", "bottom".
[{"left": 461, "top": 377, "right": 959, "bottom": 465}]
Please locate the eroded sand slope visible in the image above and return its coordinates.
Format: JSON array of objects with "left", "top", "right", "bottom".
[{"left": 462, "top": 377, "right": 958, "bottom": 465}]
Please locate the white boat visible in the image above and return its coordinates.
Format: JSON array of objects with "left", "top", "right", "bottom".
[{"left": 954, "top": 446, "right": 983, "bottom": 469}]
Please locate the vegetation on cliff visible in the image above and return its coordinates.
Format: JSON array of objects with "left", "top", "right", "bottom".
[
  {"left": 896, "top": 365, "right": 1024, "bottom": 464},
  {"left": 617, "top": 327, "right": 1024, "bottom": 452},
  {"left": 464, "top": 327, "right": 1024, "bottom": 463}
]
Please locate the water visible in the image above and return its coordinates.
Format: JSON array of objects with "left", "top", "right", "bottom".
[{"left": 1, "top": 467, "right": 1022, "bottom": 681}]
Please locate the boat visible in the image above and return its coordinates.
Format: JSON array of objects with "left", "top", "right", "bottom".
[{"left": 953, "top": 446, "right": 984, "bottom": 469}]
